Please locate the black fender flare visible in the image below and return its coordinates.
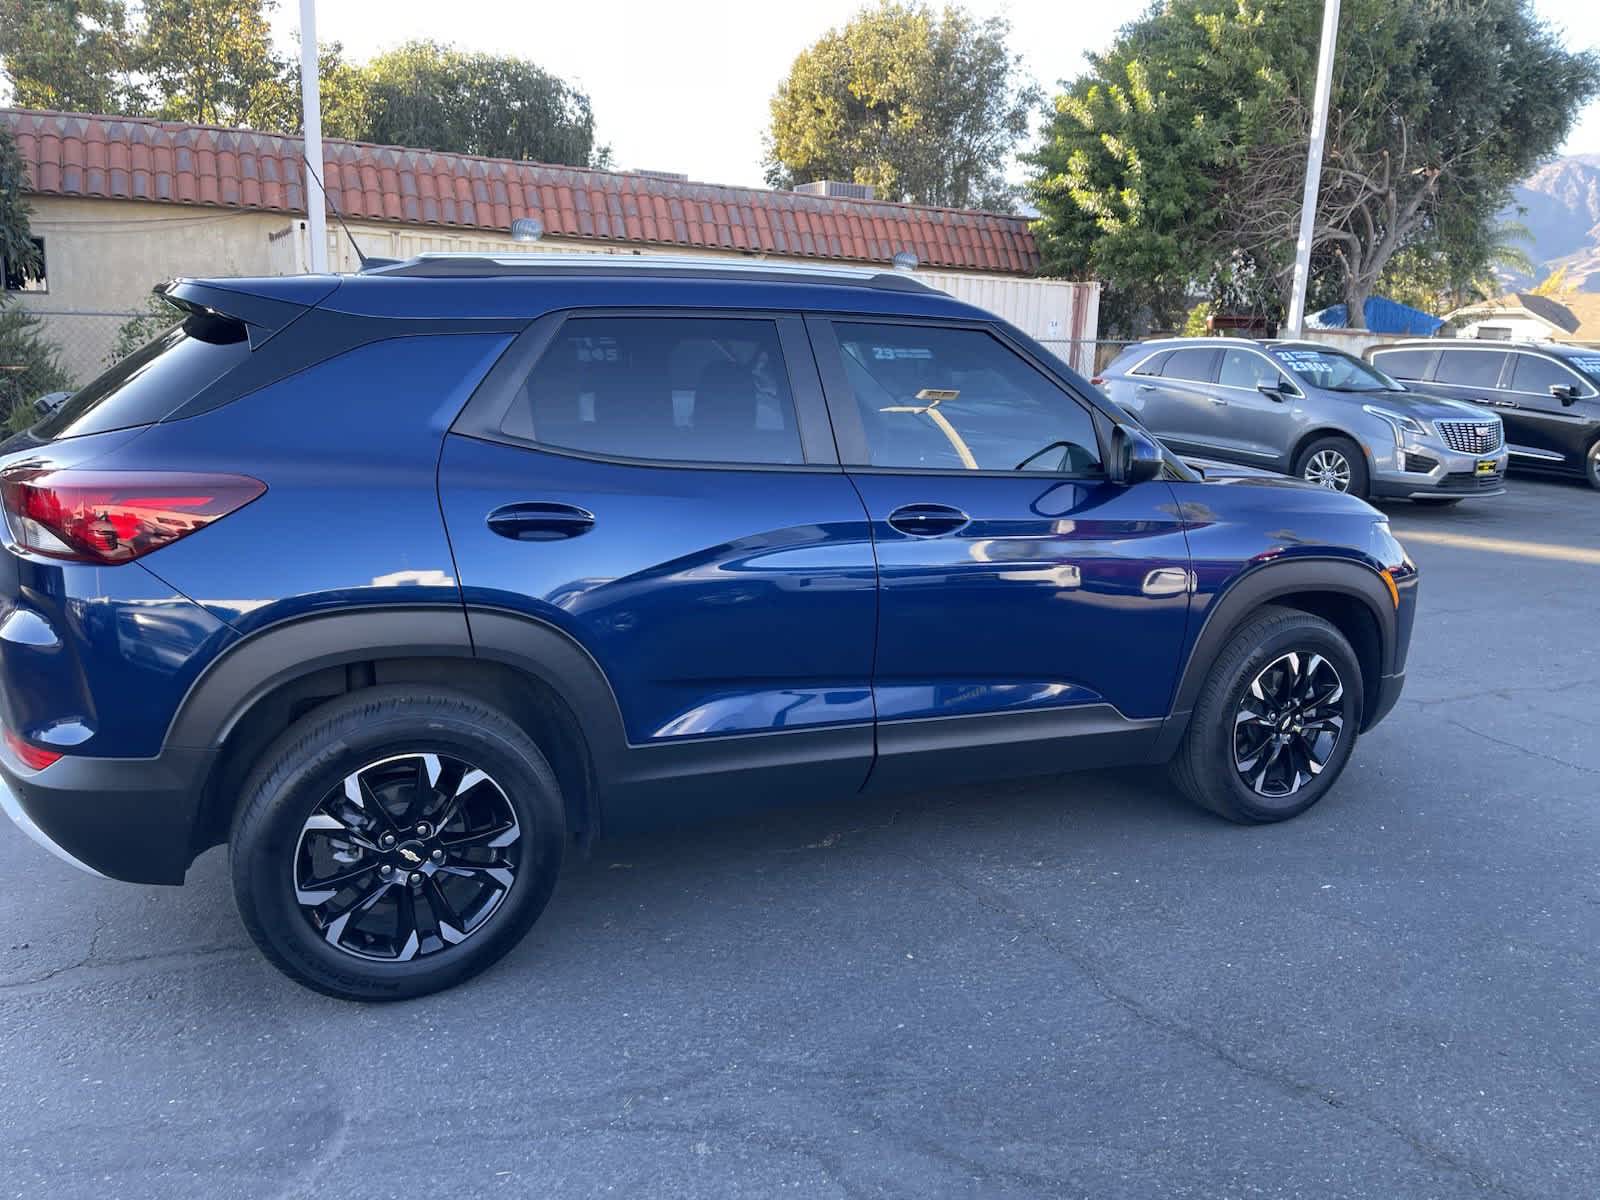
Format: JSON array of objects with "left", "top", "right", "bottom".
[
  {"left": 1156, "top": 557, "right": 1397, "bottom": 757},
  {"left": 165, "top": 606, "right": 631, "bottom": 772}
]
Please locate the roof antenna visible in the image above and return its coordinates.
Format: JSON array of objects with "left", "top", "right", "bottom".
[{"left": 302, "top": 155, "right": 373, "bottom": 271}]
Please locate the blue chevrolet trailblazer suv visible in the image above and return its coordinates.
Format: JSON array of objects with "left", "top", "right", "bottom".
[{"left": 0, "top": 256, "right": 1417, "bottom": 999}]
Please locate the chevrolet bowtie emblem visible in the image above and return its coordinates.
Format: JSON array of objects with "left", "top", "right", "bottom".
[{"left": 397, "top": 847, "right": 421, "bottom": 864}]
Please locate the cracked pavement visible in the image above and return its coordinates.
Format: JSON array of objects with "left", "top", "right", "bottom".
[{"left": 3, "top": 477, "right": 1598, "bottom": 1199}]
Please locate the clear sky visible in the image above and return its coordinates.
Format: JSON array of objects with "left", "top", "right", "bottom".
[{"left": 273, "top": 0, "right": 1600, "bottom": 187}]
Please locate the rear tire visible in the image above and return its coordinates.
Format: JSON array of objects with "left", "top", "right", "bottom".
[
  {"left": 230, "top": 686, "right": 565, "bottom": 1001},
  {"left": 1585, "top": 439, "right": 1600, "bottom": 491},
  {"left": 1169, "top": 606, "right": 1363, "bottom": 824},
  {"left": 1295, "top": 435, "right": 1370, "bottom": 500}
]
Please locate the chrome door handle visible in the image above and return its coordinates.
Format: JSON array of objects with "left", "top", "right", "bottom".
[
  {"left": 1136, "top": 383, "right": 1157, "bottom": 392},
  {"left": 1208, "top": 396, "right": 1229, "bottom": 405},
  {"left": 487, "top": 501, "right": 596, "bottom": 541},
  {"left": 887, "top": 503, "right": 970, "bottom": 538}
]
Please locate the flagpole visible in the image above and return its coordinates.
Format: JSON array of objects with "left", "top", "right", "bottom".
[
  {"left": 300, "top": 0, "right": 328, "bottom": 273},
  {"left": 1285, "top": 0, "right": 1340, "bottom": 335}
]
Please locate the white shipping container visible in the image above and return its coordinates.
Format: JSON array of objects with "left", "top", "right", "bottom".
[{"left": 318, "top": 224, "right": 1101, "bottom": 373}]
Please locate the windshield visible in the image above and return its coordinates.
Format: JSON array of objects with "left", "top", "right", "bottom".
[{"left": 1273, "top": 346, "right": 1402, "bottom": 393}]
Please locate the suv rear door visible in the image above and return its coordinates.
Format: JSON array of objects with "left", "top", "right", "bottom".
[
  {"left": 438, "top": 310, "right": 879, "bottom": 812},
  {"left": 1140, "top": 346, "right": 1226, "bottom": 456},
  {"left": 808, "top": 317, "right": 1191, "bottom": 791}
]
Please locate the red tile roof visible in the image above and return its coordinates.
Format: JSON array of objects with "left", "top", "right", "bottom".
[{"left": 2, "top": 108, "right": 1040, "bottom": 274}]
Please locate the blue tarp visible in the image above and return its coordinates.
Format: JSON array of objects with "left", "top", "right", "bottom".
[{"left": 1305, "top": 297, "right": 1443, "bottom": 335}]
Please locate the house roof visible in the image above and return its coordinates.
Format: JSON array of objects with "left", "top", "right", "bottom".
[
  {"left": 1, "top": 107, "right": 1040, "bottom": 275},
  {"left": 1447, "top": 292, "right": 1582, "bottom": 335}
]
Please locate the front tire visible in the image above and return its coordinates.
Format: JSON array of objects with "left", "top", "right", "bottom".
[
  {"left": 230, "top": 687, "right": 566, "bottom": 1001},
  {"left": 1296, "top": 435, "right": 1369, "bottom": 500},
  {"left": 1586, "top": 439, "right": 1600, "bottom": 491},
  {"left": 1169, "top": 606, "right": 1363, "bottom": 823}
]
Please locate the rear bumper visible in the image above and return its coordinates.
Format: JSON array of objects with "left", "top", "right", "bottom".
[{"left": 0, "top": 747, "right": 214, "bottom": 884}]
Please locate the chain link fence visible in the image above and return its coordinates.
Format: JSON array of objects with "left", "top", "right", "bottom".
[
  {"left": 1036, "top": 339, "right": 1141, "bottom": 378},
  {"left": 1, "top": 307, "right": 154, "bottom": 434}
]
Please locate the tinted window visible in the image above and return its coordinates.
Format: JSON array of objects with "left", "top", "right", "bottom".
[
  {"left": 1435, "top": 350, "right": 1506, "bottom": 388},
  {"left": 1218, "top": 348, "right": 1285, "bottom": 390},
  {"left": 833, "top": 323, "right": 1101, "bottom": 473},
  {"left": 1130, "top": 349, "right": 1172, "bottom": 377},
  {"left": 1161, "top": 348, "right": 1218, "bottom": 382},
  {"left": 1369, "top": 348, "right": 1435, "bottom": 380},
  {"left": 34, "top": 313, "right": 248, "bottom": 441},
  {"left": 1510, "top": 353, "right": 1589, "bottom": 396},
  {"left": 504, "top": 317, "right": 804, "bottom": 465}
]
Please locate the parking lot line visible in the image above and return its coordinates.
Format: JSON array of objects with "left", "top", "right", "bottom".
[{"left": 1395, "top": 528, "right": 1600, "bottom": 565}]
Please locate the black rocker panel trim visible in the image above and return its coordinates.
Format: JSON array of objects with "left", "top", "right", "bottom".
[{"left": 867, "top": 704, "right": 1163, "bottom": 795}]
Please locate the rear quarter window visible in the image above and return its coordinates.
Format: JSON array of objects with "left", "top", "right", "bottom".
[{"left": 33, "top": 313, "right": 250, "bottom": 442}]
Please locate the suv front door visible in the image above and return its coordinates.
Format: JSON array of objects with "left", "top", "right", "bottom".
[
  {"left": 810, "top": 317, "right": 1192, "bottom": 791},
  {"left": 1500, "top": 351, "right": 1600, "bottom": 470}
]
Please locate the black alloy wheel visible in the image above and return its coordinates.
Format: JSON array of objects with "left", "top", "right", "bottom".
[
  {"left": 293, "top": 753, "right": 522, "bottom": 962},
  {"left": 232, "top": 687, "right": 565, "bottom": 1000},
  {"left": 1169, "top": 605, "right": 1363, "bottom": 823},
  {"left": 1231, "top": 651, "right": 1345, "bottom": 799}
]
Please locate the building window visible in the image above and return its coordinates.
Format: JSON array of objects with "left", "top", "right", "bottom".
[{"left": 3, "top": 237, "right": 47, "bottom": 293}]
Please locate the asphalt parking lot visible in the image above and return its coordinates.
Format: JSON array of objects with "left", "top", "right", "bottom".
[{"left": 2, "top": 476, "right": 1597, "bottom": 1200}]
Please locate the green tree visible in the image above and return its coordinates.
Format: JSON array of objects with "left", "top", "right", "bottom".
[
  {"left": 765, "top": 2, "right": 1039, "bottom": 210},
  {"left": 107, "top": 292, "right": 181, "bottom": 364},
  {"left": 0, "top": 126, "right": 70, "bottom": 433},
  {"left": 139, "top": 0, "right": 296, "bottom": 128},
  {"left": 358, "top": 41, "right": 606, "bottom": 166},
  {"left": 1030, "top": 0, "right": 1598, "bottom": 333},
  {"left": 0, "top": 0, "right": 142, "bottom": 112}
]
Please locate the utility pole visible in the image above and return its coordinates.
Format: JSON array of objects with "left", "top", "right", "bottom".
[
  {"left": 1284, "top": 0, "right": 1339, "bottom": 336},
  {"left": 299, "top": 0, "right": 328, "bottom": 273}
]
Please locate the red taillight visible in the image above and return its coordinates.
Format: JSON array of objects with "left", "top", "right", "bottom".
[
  {"left": 3, "top": 727, "right": 62, "bottom": 771},
  {"left": 0, "top": 469, "right": 265, "bottom": 564}
]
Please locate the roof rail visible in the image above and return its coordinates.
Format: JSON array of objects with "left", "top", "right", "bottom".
[{"left": 361, "top": 252, "right": 938, "bottom": 292}]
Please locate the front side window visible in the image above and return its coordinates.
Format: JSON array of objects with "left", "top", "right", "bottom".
[
  {"left": 1510, "top": 353, "right": 1591, "bottom": 397},
  {"left": 1218, "top": 348, "right": 1287, "bottom": 390},
  {"left": 1435, "top": 350, "right": 1507, "bottom": 388},
  {"left": 834, "top": 323, "right": 1102, "bottom": 474},
  {"left": 503, "top": 317, "right": 804, "bottom": 465}
]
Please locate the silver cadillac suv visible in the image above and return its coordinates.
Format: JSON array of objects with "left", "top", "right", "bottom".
[{"left": 1098, "top": 338, "right": 1508, "bottom": 505}]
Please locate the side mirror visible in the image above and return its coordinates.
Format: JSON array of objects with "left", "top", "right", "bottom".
[
  {"left": 1109, "top": 425, "right": 1165, "bottom": 486},
  {"left": 1258, "top": 381, "right": 1289, "bottom": 402},
  {"left": 1551, "top": 384, "right": 1579, "bottom": 406}
]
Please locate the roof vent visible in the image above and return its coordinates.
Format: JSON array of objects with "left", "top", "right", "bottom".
[
  {"left": 793, "top": 180, "right": 877, "bottom": 201},
  {"left": 511, "top": 217, "right": 544, "bottom": 242}
]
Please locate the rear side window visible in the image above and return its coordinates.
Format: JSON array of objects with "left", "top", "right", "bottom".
[
  {"left": 34, "top": 313, "right": 249, "bottom": 441},
  {"left": 833, "top": 322, "right": 1101, "bottom": 474},
  {"left": 1369, "top": 348, "right": 1435, "bottom": 380},
  {"left": 1435, "top": 350, "right": 1506, "bottom": 388},
  {"left": 1161, "top": 348, "right": 1218, "bottom": 382},
  {"left": 502, "top": 316, "right": 804, "bottom": 465}
]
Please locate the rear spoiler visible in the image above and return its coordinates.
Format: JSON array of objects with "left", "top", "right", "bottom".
[{"left": 157, "top": 277, "right": 341, "bottom": 350}]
